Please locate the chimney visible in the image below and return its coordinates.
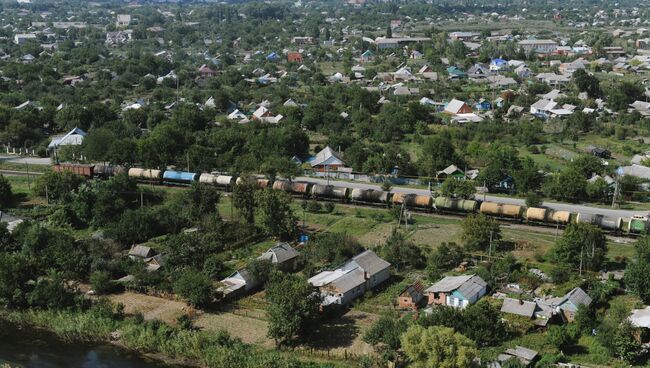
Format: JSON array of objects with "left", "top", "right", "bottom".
[{"left": 519, "top": 299, "right": 524, "bottom": 305}]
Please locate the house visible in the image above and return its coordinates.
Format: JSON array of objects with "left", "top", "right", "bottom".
[
  {"left": 287, "top": 51, "right": 303, "bottom": 63},
  {"left": 447, "top": 66, "right": 467, "bottom": 79},
  {"left": 500, "top": 298, "right": 552, "bottom": 327},
  {"left": 198, "top": 64, "right": 216, "bottom": 78},
  {"left": 496, "top": 346, "right": 539, "bottom": 367},
  {"left": 536, "top": 73, "right": 570, "bottom": 86},
  {"left": 308, "top": 250, "right": 391, "bottom": 307},
  {"left": 291, "top": 36, "right": 314, "bottom": 45},
  {"left": 116, "top": 14, "right": 131, "bottom": 27},
  {"left": 518, "top": 39, "right": 558, "bottom": 54},
  {"left": 515, "top": 64, "right": 533, "bottom": 78},
  {"left": 425, "top": 274, "right": 487, "bottom": 309},
  {"left": 410, "top": 50, "right": 423, "bottom": 59},
  {"left": 227, "top": 109, "right": 248, "bottom": 123},
  {"left": 14, "top": 33, "right": 37, "bottom": 45},
  {"left": 257, "top": 242, "right": 299, "bottom": 272},
  {"left": 106, "top": 31, "right": 131, "bottom": 45},
  {"left": 474, "top": 98, "right": 492, "bottom": 111},
  {"left": 621, "top": 164, "right": 650, "bottom": 180},
  {"left": 437, "top": 164, "right": 465, "bottom": 180},
  {"left": 360, "top": 50, "right": 374, "bottom": 63},
  {"left": 467, "top": 63, "right": 491, "bottom": 79},
  {"left": 310, "top": 146, "right": 346, "bottom": 172},
  {"left": 252, "top": 106, "right": 283, "bottom": 124},
  {"left": 449, "top": 31, "right": 479, "bottom": 41},
  {"left": 552, "top": 287, "right": 592, "bottom": 322},
  {"left": 629, "top": 306, "right": 650, "bottom": 343},
  {"left": 397, "top": 280, "right": 425, "bottom": 310},
  {"left": 128, "top": 244, "right": 155, "bottom": 260},
  {"left": 266, "top": 52, "right": 280, "bottom": 61},
  {"left": 559, "top": 59, "right": 587, "bottom": 75},
  {"left": 586, "top": 145, "right": 611, "bottom": 158},
  {"left": 47, "top": 127, "right": 86, "bottom": 154},
  {"left": 530, "top": 99, "right": 573, "bottom": 118},
  {"left": 444, "top": 99, "right": 472, "bottom": 115},
  {"left": 490, "top": 58, "right": 508, "bottom": 71},
  {"left": 219, "top": 268, "right": 257, "bottom": 299}
]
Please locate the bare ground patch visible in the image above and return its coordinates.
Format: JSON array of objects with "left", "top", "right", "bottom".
[{"left": 109, "top": 292, "right": 188, "bottom": 325}]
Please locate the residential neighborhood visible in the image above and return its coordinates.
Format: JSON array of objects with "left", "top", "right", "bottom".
[{"left": 1, "top": 0, "right": 650, "bottom": 368}]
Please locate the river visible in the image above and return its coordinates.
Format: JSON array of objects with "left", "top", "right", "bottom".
[{"left": 0, "top": 320, "right": 176, "bottom": 368}]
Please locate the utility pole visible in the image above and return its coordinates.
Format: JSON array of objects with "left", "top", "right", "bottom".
[
  {"left": 611, "top": 176, "right": 619, "bottom": 208},
  {"left": 579, "top": 246, "right": 584, "bottom": 276},
  {"left": 483, "top": 181, "right": 487, "bottom": 201},
  {"left": 488, "top": 230, "right": 493, "bottom": 258},
  {"left": 187, "top": 152, "right": 190, "bottom": 172}
]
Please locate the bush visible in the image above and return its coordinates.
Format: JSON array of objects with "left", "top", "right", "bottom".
[
  {"left": 173, "top": 268, "right": 215, "bottom": 307},
  {"left": 0, "top": 174, "right": 12, "bottom": 208},
  {"left": 90, "top": 271, "right": 115, "bottom": 295},
  {"left": 323, "top": 201, "right": 335, "bottom": 213},
  {"left": 306, "top": 200, "right": 322, "bottom": 213}
]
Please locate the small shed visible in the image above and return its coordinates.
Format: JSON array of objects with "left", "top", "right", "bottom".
[{"left": 397, "top": 280, "right": 425, "bottom": 309}]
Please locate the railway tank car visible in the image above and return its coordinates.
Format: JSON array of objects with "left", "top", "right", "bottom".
[
  {"left": 576, "top": 213, "right": 622, "bottom": 231},
  {"left": 162, "top": 170, "right": 198, "bottom": 185},
  {"left": 93, "top": 165, "right": 125, "bottom": 178},
  {"left": 310, "top": 184, "right": 349, "bottom": 201},
  {"left": 199, "top": 173, "right": 236, "bottom": 187},
  {"left": 479, "top": 201, "right": 524, "bottom": 220},
  {"left": 434, "top": 197, "right": 479, "bottom": 213},
  {"left": 392, "top": 192, "right": 433, "bottom": 209},
  {"left": 128, "top": 168, "right": 163, "bottom": 181},
  {"left": 272, "top": 180, "right": 312, "bottom": 196},
  {"left": 350, "top": 188, "right": 391, "bottom": 205}
]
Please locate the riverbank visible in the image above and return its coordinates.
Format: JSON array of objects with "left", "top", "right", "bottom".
[{"left": 0, "top": 304, "right": 345, "bottom": 368}]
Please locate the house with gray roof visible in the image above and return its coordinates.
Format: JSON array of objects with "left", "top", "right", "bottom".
[
  {"left": 257, "top": 242, "right": 299, "bottom": 271},
  {"left": 500, "top": 298, "right": 552, "bottom": 327},
  {"left": 219, "top": 268, "right": 257, "bottom": 299},
  {"left": 308, "top": 250, "right": 390, "bottom": 307},
  {"left": 425, "top": 274, "right": 487, "bottom": 309}
]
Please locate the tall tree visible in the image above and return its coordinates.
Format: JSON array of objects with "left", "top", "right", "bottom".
[
  {"left": 551, "top": 223, "right": 607, "bottom": 271},
  {"left": 460, "top": 214, "right": 501, "bottom": 252},
  {"left": 265, "top": 272, "right": 320, "bottom": 346},
  {"left": 400, "top": 325, "right": 477, "bottom": 368},
  {"left": 233, "top": 175, "right": 257, "bottom": 224},
  {"left": 625, "top": 236, "right": 650, "bottom": 303},
  {"left": 255, "top": 188, "right": 297, "bottom": 240}
]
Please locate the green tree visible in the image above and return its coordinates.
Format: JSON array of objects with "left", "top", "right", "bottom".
[
  {"left": 613, "top": 321, "right": 642, "bottom": 363},
  {"left": 0, "top": 174, "right": 12, "bottom": 208},
  {"left": 525, "top": 191, "right": 543, "bottom": 208},
  {"left": 82, "top": 128, "right": 115, "bottom": 162},
  {"left": 173, "top": 268, "right": 215, "bottom": 307},
  {"left": 90, "top": 270, "right": 115, "bottom": 295},
  {"left": 546, "top": 325, "right": 577, "bottom": 352},
  {"left": 33, "top": 170, "right": 85, "bottom": 203},
  {"left": 379, "top": 229, "right": 423, "bottom": 271},
  {"left": 573, "top": 69, "right": 602, "bottom": 98},
  {"left": 440, "top": 177, "right": 475, "bottom": 199},
  {"left": 233, "top": 175, "right": 257, "bottom": 224},
  {"left": 400, "top": 325, "right": 477, "bottom": 368},
  {"left": 255, "top": 189, "right": 297, "bottom": 240},
  {"left": 462, "top": 300, "right": 508, "bottom": 347},
  {"left": 551, "top": 223, "right": 607, "bottom": 271},
  {"left": 420, "top": 133, "right": 459, "bottom": 177},
  {"left": 542, "top": 168, "right": 587, "bottom": 202},
  {"left": 625, "top": 236, "right": 650, "bottom": 303},
  {"left": 185, "top": 182, "right": 221, "bottom": 220},
  {"left": 265, "top": 272, "right": 320, "bottom": 346},
  {"left": 363, "top": 311, "right": 408, "bottom": 356},
  {"left": 460, "top": 214, "right": 501, "bottom": 252},
  {"left": 512, "top": 157, "right": 543, "bottom": 194}
]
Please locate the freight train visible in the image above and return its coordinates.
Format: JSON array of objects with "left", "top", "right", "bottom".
[{"left": 52, "top": 163, "right": 650, "bottom": 235}]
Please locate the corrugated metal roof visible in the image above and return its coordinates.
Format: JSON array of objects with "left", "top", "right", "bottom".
[
  {"left": 332, "top": 268, "right": 365, "bottom": 293},
  {"left": 425, "top": 274, "right": 474, "bottom": 293},
  {"left": 352, "top": 250, "right": 391, "bottom": 276},
  {"left": 500, "top": 298, "right": 536, "bottom": 317}
]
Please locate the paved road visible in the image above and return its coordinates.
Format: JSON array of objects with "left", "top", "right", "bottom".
[
  {"left": 297, "top": 176, "right": 647, "bottom": 219},
  {"left": 0, "top": 155, "right": 51, "bottom": 165}
]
